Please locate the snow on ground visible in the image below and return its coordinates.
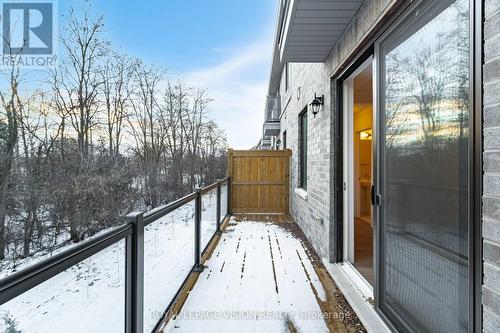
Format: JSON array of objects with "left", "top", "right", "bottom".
[
  {"left": 163, "top": 219, "right": 329, "bottom": 333},
  {"left": 0, "top": 192, "right": 220, "bottom": 333}
]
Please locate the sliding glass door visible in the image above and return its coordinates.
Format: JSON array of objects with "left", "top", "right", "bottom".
[{"left": 375, "top": 0, "right": 471, "bottom": 332}]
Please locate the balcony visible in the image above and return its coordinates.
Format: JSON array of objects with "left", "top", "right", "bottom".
[
  {"left": 263, "top": 121, "right": 281, "bottom": 137},
  {"left": 263, "top": 95, "right": 281, "bottom": 138},
  {"left": 0, "top": 151, "right": 365, "bottom": 333}
]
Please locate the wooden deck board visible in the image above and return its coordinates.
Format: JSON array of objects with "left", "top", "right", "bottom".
[
  {"left": 160, "top": 216, "right": 365, "bottom": 333},
  {"left": 231, "top": 213, "right": 292, "bottom": 223}
]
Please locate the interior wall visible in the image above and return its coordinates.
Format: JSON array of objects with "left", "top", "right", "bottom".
[
  {"left": 354, "top": 104, "right": 372, "bottom": 132},
  {"left": 353, "top": 60, "right": 373, "bottom": 220}
]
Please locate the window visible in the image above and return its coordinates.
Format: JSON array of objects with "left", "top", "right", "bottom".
[
  {"left": 282, "top": 130, "right": 287, "bottom": 149},
  {"left": 285, "top": 63, "right": 289, "bottom": 92},
  {"left": 299, "top": 109, "right": 307, "bottom": 190}
]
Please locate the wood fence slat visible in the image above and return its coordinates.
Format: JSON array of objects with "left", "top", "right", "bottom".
[{"left": 227, "top": 150, "right": 290, "bottom": 214}]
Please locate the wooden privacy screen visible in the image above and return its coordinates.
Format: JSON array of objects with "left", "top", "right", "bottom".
[{"left": 227, "top": 149, "right": 291, "bottom": 213}]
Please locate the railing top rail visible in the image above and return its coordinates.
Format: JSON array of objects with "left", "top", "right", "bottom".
[
  {"left": 143, "top": 192, "right": 198, "bottom": 226},
  {"left": 143, "top": 178, "right": 230, "bottom": 226},
  {"left": 0, "top": 223, "right": 133, "bottom": 305},
  {"left": 142, "top": 178, "right": 229, "bottom": 227},
  {"left": 201, "top": 182, "right": 218, "bottom": 194}
]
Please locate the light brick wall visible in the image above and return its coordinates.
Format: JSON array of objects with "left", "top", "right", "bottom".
[
  {"left": 278, "top": 0, "right": 396, "bottom": 260},
  {"left": 483, "top": 0, "right": 500, "bottom": 331},
  {"left": 279, "top": 62, "right": 332, "bottom": 257}
]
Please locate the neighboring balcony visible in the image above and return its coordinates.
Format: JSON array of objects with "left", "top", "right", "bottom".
[
  {"left": 260, "top": 136, "right": 272, "bottom": 148},
  {"left": 263, "top": 120, "right": 281, "bottom": 137},
  {"left": 261, "top": 94, "right": 281, "bottom": 149}
]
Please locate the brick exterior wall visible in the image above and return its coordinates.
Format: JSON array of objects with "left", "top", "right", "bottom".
[
  {"left": 278, "top": 0, "right": 396, "bottom": 261},
  {"left": 483, "top": 0, "right": 500, "bottom": 331},
  {"left": 279, "top": 62, "right": 332, "bottom": 257}
]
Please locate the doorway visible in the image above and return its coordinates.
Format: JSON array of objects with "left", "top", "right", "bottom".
[
  {"left": 342, "top": 58, "right": 374, "bottom": 289},
  {"left": 334, "top": 0, "right": 477, "bottom": 331}
]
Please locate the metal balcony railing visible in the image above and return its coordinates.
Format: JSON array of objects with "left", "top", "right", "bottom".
[
  {"left": 0, "top": 177, "right": 231, "bottom": 333},
  {"left": 265, "top": 94, "right": 281, "bottom": 122}
]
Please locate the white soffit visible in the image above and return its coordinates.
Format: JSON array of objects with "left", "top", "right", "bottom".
[{"left": 280, "top": 0, "right": 364, "bottom": 63}]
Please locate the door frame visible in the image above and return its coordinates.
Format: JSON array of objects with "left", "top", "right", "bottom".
[
  {"left": 332, "top": 0, "right": 482, "bottom": 331},
  {"left": 334, "top": 47, "right": 375, "bottom": 264},
  {"left": 341, "top": 56, "right": 374, "bottom": 296}
]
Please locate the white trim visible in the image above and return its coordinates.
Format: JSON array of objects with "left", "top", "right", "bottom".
[
  {"left": 343, "top": 77, "right": 355, "bottom": 262},
  {"left": 342, "top": 56, "right": 374, "bottom": 268},
  {"left": 279, "top": 0, "right": 298, "bottom": 61},
  {"left": 339, "top": 261, "right": 373, "bottom": 299},
  {"left": 294, "top": 188, "right": 308, "bottom": 200},
  {"left": 322, "top": 259, "right": 391, "bottom": 333}
]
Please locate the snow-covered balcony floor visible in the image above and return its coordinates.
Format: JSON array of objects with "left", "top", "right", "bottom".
[{"left": 162, "top": 217, "right": 364, "bottom": 333}]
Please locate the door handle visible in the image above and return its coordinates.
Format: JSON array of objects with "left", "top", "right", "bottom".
[
  {"left": 371, "top": 185, "right": 382, "bottom": 206},
  {"left": 371, "top": 185, "right": 375, "bottom": 206}
]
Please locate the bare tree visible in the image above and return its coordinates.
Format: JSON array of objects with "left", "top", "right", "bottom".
[
  {"left": 0, "top": 46, "right": 24, "bottom": 259},
  {"left": 17, "top": 91, "right": 62, "bottom": 256},
  {"left": 0, "top": 27, "right": 27, "bottom": 259},
  {"left": 161, "top": 82, "right": 189, "bottom": 194},
  {"left": 100, "top": 53, "right": 134, "bottom": 156},
  {"left": 183, "top": 88, "right": 211, "bottom": 190},
  {"left": 128, "top": 61, "right": 166, "bottom": 207},
  {"left": 0, "top": 0, "right": 228, "bottom": 266},
  {"left": 52, "top": 3, "right": 106, "bottom": 165}
]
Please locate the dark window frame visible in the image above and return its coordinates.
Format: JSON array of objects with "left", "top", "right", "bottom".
[{"left": 299, "top": 108, "right": 308, "bottom": 190}]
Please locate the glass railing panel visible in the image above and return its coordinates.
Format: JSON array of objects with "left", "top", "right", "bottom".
[
  {"left": 143, "top": 200, "right": 195, "bottom": 331},
  {"left": 220, "top": 182, "right": 228, "bottom": 222},
  {"left": 0, "top": 239, "right": 126, "bottom": 333},
  {"left": 200, "top": 189, "right": 218, "bottom": 252}
]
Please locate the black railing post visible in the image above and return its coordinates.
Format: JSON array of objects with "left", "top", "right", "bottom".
[
  {"left": 227, "top": 177, "right": 231, "bottom": 215},
  {"left": 216, "top": 179, "right": 222, "bottom": 234},
  {"left": 125, "top": 212, "right": 144, "bottom": 333},
  {"left": 194, "top": 188, "right": 204, "bottom": 272}
]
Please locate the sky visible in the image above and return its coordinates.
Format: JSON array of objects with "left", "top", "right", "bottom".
[{"left": 59, "top": 0, "right": 278, "bottom": 149}]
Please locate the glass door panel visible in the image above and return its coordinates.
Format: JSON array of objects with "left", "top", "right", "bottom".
[{"left": 377, "top": 0, "right": 470, "bottom": 332}]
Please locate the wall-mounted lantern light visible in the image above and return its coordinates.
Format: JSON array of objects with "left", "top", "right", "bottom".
[{"left": 310, "top": 93, "right": 324, "bottom": 116}]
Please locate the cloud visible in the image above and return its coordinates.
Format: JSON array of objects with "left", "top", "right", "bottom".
[{"left": 182, "top": 37, "right": 273, "bottom": 149}]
